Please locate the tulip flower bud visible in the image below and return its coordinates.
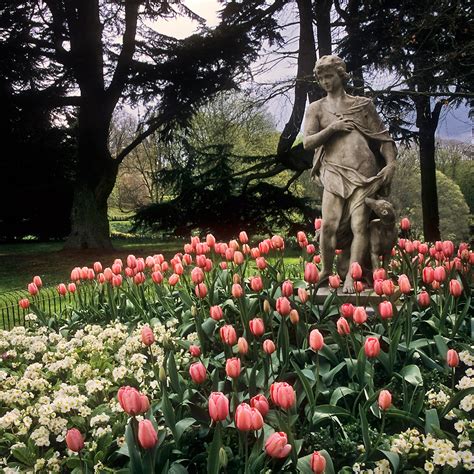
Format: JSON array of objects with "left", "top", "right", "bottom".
[
  {"left": 314, "top": 218, "right": 322, "bottom": 230},
  {"left": 249, "top": 318, "right": 265, "bottom": 337},
  {"left": 364, "top": 337, "right": 380, "bottom": 358},
  {"left": 417, "top": 291, "right": 430, "bottom": 308},
  {"left": 276, "top": 296, "right": 291, "bottom": 316},
  {"left": 281, "top": 280, "right": 293, "bottom": 297},
  {"left": 225, "top": 357, "right": 241, "bottom": 379},
  {"left": 289, "top": 309, "right": 299, "bottom": 324},
  {"left": 304, "top": 263, "right": 319, "bottom": 284},
  {"left": 33, "top": 276, "right": 43, "bottom": 288},
  {"left": 449, "top": 279, "right": 462, "bottom": 298},
  {"left": 238, "top": 337, "right": 249, "bottom": 354},
  {"left": 68, "top": 283, "right": 77, "bottom": 293},
  {"left": 231, "top": 283, "right": 243, "bottom": 298},
  {"left": 398, "top": 274, "right": 411, "bottom": 294},
  {"left": 189, "top": 345, "right": 201, "bottom": 357},
  {"left": 19, "top": 298, "right": 30, "bottom": 310},
  {"left": 219, "top": 447, "right": 228, "bottom": 468},
  {"left": 400, "top": 217, "right": 410, "bottom": 231},
  {"left": 270, "top": 382, "right": 295, "bottom": 410},
  {"left": 263, "top": 339, "right": 276, "bottom": 354},
  {"left": 65, "top": 428, "right": 84, "bottom": 452},
  {"left": 209, "top": 305, "right": 222, "bottom": 321},
  {"left": 250, "top": 394, "right": 270, "bottom": 417},
  {"left": 447, "top": 349, "right": 459, "bottom": 368},
  {"left": 220, "top": 325, "right": 237, "bottom": 346},
  {"left": 350, "top": 262, "right": 363, "bottom": 280},
  {"left": 141, "top": 326, "right": 155, "bottom": 346},
  {"left": 310, "top": 451, "right": 327, "bottom": 474},
  {"left": 265, "top": 432, "right": 292, "bottom": 459},
  {"left": 378, "top": 301, "right": 393, "bottom": 320},
  {"left": 336, "top": 317, "right": 350, "bottom": 335},
  {"left": 340, "top": 303, "right": 354, "bottom": 319},
  {"left": 263, "top": 299, "right": 271, "bottom": 313},
  {"left": 250, "top": 276, "right": 263, "bottom": 292},
  {"left": 298, "top": 287, "right": 309, "bottom": 303},
  {"left": 353, "top": 306, "right": 367, "bottom": 325},
  {"left": 159, "top": 366, "right": 167, "bottom": 382},
  {"left": 189, "top": 362, "right": 207, "bottom": 384},
  {"left": 378, "top": 390, "right": 392, "bottom": 410},
  {"left": 309, "top": 329, "right": 324, "bottom": 351},
  {"left": 328, "top": 274, "right": 341, "bottom": 289},
  {"left": 57, "top": 283, "right": 67, "bottom": 296},
  {"left": 28, "top": 282, "right": 39, "bottom": 296},
  {"left": 208, "top": 392, "right": 229, "bottom": 422},
  {"left": 195, "top": 283, "right": 208, "bottom": 299},
  {"left": 138, "top": 419, "right": 158, "bottom": 449}
]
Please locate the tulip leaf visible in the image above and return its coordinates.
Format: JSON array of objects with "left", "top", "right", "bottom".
[
  {"left": 175, "top": 418, "right": 196, "bottom": 443},
  {"left": 357, "top": 346, "right": 367, "bottom": 385},
  {"left": 425, "top": 408, "right": 440, "bottom": 434},
  {"left": 359, "top": 405, "right": 371, "bottom": 453},
  {"left": 161, "top": 387, "right": 177, "bottom": 439},
  {"left": 312, "top": 405, "right": 354, "bottom": 426},
  {"left": 433, "top": 335, "right": 449, "bottom": 360},
  {"left": 207, "top": 423, "right": 222, "bottom": 474},
  {"left": 291, "top": 360, "right": 315, "bottom": 409},
  {"left": 384, "top": 408, "right": 424, "bottom": 428},
  {"left": 379, "top": 449, "right": 400, "bottom": 473},
  {"left": 178, "top": 290, "right": 193, "bottom": 309},
  {"left": 322, "top": 361, "right": 345, "bottom": 385},
  {"left": 330, "top": 387, "right": 356, "bottom": 406},
  {"left": 400, "top": 365, "right": 423, "bottom": 386},
  {"left": 319, "top": 344, "right": 339, "bottom": 365},
  {"left": 125, "top": 420, "right": 144, "bottom": 474},
  {"left": 440, "top": 387, "right": 474, "bottom": 418},
  {"left": 167, "top": 352, "right": 183, "bottom": 399},
  {"left": 168, "top": 463, "right": 188, "bottom": 474}
]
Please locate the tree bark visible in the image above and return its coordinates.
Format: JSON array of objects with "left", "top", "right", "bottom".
[
  {"left": 415, "top": 95, "right": 442, "bottom": 242},
  {"left": 314, "top": 0, "right": 332, "bottom": 57}
]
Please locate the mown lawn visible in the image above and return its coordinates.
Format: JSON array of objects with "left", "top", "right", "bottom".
[{"left": 0, "top": 238, "right": 185, "bottom": 294}]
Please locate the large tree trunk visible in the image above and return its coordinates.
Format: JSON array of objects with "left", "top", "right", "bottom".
[
  {"left": 64, "top": 101, "right": 117, "bottom": 249},
  {"left": 415, "top": 95, "right": 442, "bottom": 242}
]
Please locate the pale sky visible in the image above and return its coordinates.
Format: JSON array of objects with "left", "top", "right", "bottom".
[{"left": 151, "top": 1, "right": 471, "bottom": 143}]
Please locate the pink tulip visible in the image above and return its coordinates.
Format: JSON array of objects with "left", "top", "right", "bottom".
[
  {"left": 195, "top": 283, "right": 208, "bottom": 299},
  {"left": 238, "top": 337, "right": 249, "bottom": 355},
  {"left": 289, "top": 309, "right": 299, "bottom": 324},
  {"left": 189, "top": 362, "right": 207, "bottom": 384},
  {"left": 189, "top": 345, "right": 201, "bottom": 357},
  {"left": 152, "top": 271, "right": 163, "bottom": 284},
  {"left": 57, "top": 283, "right": 67, "bottom": 296},
  {"left": 19, "top": 298, "right": 30, "bottom": 309},
  {"left": 28, "top": 283, "right": 38, "bottom": 296},
  {"left": 336, "top": 317, "right": 350, "bottom": 335},
  {"left": 168, "top": 274, "right": 179, "bottom": 286},
  {"left": 442, "top": 240, "right": 454, "bottom": 258},
  {"left": 281, "top": 280, "right": 294, "bottom": 297},
  {"left": 310, "top": 451, "right": 327, "bottom": 474},
  {"left": 271, "top": 235, "right": 285, "bottom": 249},
  {"left": 249, "top": 318, "right": 265, "bottom": 337},
  {"left": 265, "top": 432, "right": 292, "bottom": 459},
  {"left": 225, "top": 357, "right": 241, "bottom": 379},
  {"left": 417, "top": 291, "right": 430, "bottom": 308},
  {"left": 398, "top": 274, "right": 411, "bottom": 294},
  {"left": 340, "top": 303, "right": 354, "bottom": 319},
  {"left": 373, "top": 279, "right": 384, "bottom": 296},
  {"left": 138, "top": 419, "right": 158, "bottom": 449},
  {"left": 232, "top": 283, "right": 243, "bottom": 298},
  {"left": 328, "top": 274, "right": 341, "bottom": 289},
  {"left": 364, "top": 337, "right": 380, "bottom": 359},
  {"left": 210, "top": 305, "right": 223, "bottom": 321},
  {"left": 304, "top": 263, "right": 319, "bottom": 284},
  {"left": 447, "top": 349, "right": 459, "bottom": 368},
  {"left": 350, "top": 262, "right": 363, "bottom": 280},
  {"left": 256, "top": 257, "right": 267, "bottom": 270},
  {"left": 233, "top": 251, "right": 245, "bottom": 265},
  {"left": 67, "top": 282, "right": 77, "bottom": 293},
  {"left": 141, "top": 326, "right": 155, "bottom": 346},
  {"left": 379, "top": 301, "right": 393, "bottom": 320},
  {"left": 250, "top": 394, "right": 269, "bottom": 417},
  {"left": 400, "top": 217, "right": 410, "bottom": 231},
  {"left": 314, "top": 218, "right": 322, "bottom": 230},
  {"left": 270, "top": 382, "right": 295, "bottom": 410},
  {"left": 191, "top": 267, "right": 204, "bottom": 284},
  {"left": 373, "top": 268, "right": 386, "bottom": 281},
  {"left": 117, "top": 386, "right": 149, "bottom": 416},
  {"left": 263, "top": 339, "right": 276, "bottom": 354},
  {"left": 433, "top": 266, "right": 446, "bottom": 282},
  {"left": 235, "top": 403, "right": 264, "bottom": 431},
  {"left": 208, "top": 392, "right": 229, "bottom": 422},
  {"left": 220, "top": 325, "right": 237, "bottom": 346},
  {"left": 309, "top": 329, "right": 324, "bottom": 351},
  {"left": 112, "top": 275, "right": 123, "bottom": 287},
  {"left": 382, "top": 279, "right": 395, "bottom": 296},
  {"left": 71, "top": 267, "right": 81, "bottom": 281},
  {"left": 353, "top": 306, "right": 367, "bottom": 325},
  {"left": 250, "top": 276, "right": 263, "bottom": 292},
  {"left": 276, "top": 296, "right": 291, "bottom": 316},
  {"left": 65, "top": 428, "right": 84, "bottom": 452},
  {"left": 449, "top": 279, "right": 462, "bottom": 298},
  {"left": 206, "top": 234, "right": 216, "bottom": 247},
  {"left": 33, "top": 276, "right": 43, "bottom": 288},
  {"left": 298, "top": 287, "right": 309, "bottom": 303},
  {"left": 378, "top": 390, "right": 392, "bottom": 410}
]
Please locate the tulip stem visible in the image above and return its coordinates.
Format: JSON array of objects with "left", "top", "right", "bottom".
[
  {"left": 244, "top": 433, "right": 249, "bottom": 474},
  {"left": 314, "top": 352, "right": 320, "bottom": 406},
  {"left": 451, "top": 367, "right": 455, "bottom": 391},
  {"left": 372, "top": 410, "right": 386, "bottom": 456}
]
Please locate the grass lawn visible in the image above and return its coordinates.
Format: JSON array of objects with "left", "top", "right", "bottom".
[{"left": 0, "top": 238, "right": 185, "bottom": 294}]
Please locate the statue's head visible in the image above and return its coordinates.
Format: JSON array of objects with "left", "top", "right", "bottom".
[{"left": 314, "top": 55, "right": 350, "bottom": 83}]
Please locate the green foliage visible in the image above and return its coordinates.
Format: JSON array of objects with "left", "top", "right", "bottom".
[{"left": 389, "top": 147, "right": 470, "bottom": 241}]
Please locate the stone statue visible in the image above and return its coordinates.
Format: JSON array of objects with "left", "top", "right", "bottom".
[{"left": 303, "top": 55, "right": 397, "bottom": 293}]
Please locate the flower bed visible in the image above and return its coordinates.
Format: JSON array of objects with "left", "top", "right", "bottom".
[{"left": 1, "top": 228, "right": 473, "bottom": 473}]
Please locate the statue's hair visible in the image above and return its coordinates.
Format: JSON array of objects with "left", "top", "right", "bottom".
[{"left": 314, "top": 55, "right": 350, "bottom": 82}]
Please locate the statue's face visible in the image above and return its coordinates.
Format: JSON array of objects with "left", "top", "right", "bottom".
[{"left": 317, "top": 69, "right": 342, "bottom": 92}]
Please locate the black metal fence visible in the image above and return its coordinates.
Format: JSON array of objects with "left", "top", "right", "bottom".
[{"left": 0, "top": 288, "right": 76, "bottom": 330}]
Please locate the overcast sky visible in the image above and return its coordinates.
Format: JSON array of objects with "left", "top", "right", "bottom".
[{"left": 153, "top": 1, "right": 471, "bottom": 144}]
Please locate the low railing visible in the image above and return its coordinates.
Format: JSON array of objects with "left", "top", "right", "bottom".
[{"left": 0, "top": 288, "right": 76, "bottom": 330}]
